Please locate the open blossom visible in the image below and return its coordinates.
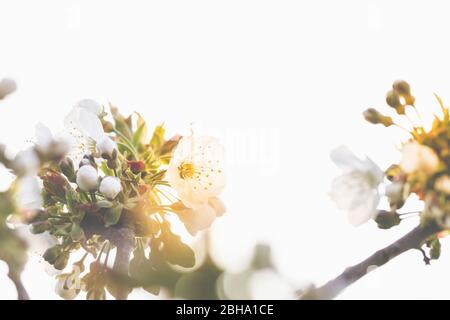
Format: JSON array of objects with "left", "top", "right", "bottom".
[
  {"left": 329, "top": 145, "right": 384, "bottom": 226},
  {"left": 99, "top": 176, "right": 122, "bottom": 199},
  {"left": 64, "top": 99, "right": 105, "bottom": 166},
  {"left": 174, "top": 197, "right": 226, "bottom": 236},
  {"left": 400, "top": 141, "right": 439, "bottom": 175},
  {"left": 12, "top": 147, "right": 40, "bottom": 176},
  {"left": 76, "top": 165, "right": 99, "bottom": 191},
  {"left": 35, "top": 123, "right": 70, "bottom": 160},
  {"left": 75, "top": 99, "right": 104, "bottom": 116},
  {"left": 166, "top": 136, "right": 226, "bottom": 208}
]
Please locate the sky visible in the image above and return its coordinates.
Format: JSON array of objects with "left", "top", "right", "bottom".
[{"left": 2, "top": 0, "right": 450, "bottom": 299}]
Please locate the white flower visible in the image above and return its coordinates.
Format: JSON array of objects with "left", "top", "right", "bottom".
[
  {"left": 96, "top": 136, "right": 117, "bottom": 159},
  {"left": 76, "top": 165, "right": 99, "bottom": 191},
  {"left": 400, "top": 141, "right": 439, "bottom": 175},
  {"left": 435, "top": 175, "right": 450, "bottom": 194},
  {"left": 64, "top": 100, "right": 105, "bottom": 166},
  {"left": 35, "top": 123, "right": 70, "bottom": 160},
  {"left": 175, "top": 197, "right": 226, "bottom": 236},
  {"left": 15, "top": 175, "right": 42, "bottom": 211},
  {"left": 329, "top": 145, "right": 384, "bottom": 226},
  {"left": 99, "top": 176, "right": 122, "bottom": 199},
  {"left": 385, "top": 181, "right": 405, "bottom": 207},
  {"left": 12, "top": 147, "right": 40, "bottom": 176},
  {"left": 166, "top": 136, "right": 226, "bottom": 208},
  {"left": 55, "top": 265, "right": 82, "bottom": 300},
  {"left": 75, "top": 99, "right": 104, "bottom": 116}
]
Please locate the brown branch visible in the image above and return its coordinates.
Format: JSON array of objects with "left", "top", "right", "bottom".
[
  {"left": 8, "top": 270, "right": 29, "bottom": 300},
  {"left": 108, "top": 227, "right": 135, "bottom": 300},
  {"left": 301, "top": 223, "right": 441, "bottom": 300}
]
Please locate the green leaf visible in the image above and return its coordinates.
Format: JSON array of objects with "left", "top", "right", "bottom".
[
  {"left": 104, "top": 204, "right": 123, "bottom": 227},
  {"left": 430, "top": 238, "right": 441, "bottom": 260},
  {"left": 70, "top": 224, "right": 84, "bottom": 242},
  {"left": 162, "top": 232, "right": 195, "bottom": 268},
  {"left": 150, "top": 124, "right": 165, "bottom": 151},
  {"left": 99, "top": 161, "right": 114, "bottom": 176},
  {"left": 97, "top": 200, "right": 114, "bottom": 209},
  {"left": 132, "top": 113, "right": 148, "bottom": 147}
]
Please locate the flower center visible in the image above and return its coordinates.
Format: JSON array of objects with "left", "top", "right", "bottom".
[{"left": 178, "top": 162, "right": 196, "bottom": 180}]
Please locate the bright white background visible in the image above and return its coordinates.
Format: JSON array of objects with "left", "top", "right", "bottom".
[{"left": 2, "top": 0, "right": 450, "bottom": 299}]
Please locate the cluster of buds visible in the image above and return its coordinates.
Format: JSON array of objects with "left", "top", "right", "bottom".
[{"left": 13, "top": 100, "right": 227, "bottom": 300}]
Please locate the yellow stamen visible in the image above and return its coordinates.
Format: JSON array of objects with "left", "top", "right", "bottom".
[{"left": 179, "top": 162, "right": 196, "bottom": 179}]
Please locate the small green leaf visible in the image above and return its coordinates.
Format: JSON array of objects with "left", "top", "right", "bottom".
[
  {"left": 430, "top": 239, "right": 441, "bottom": 260},
  {"left": 70, "top": 224, "right": 84, "bottom": 242},
  {"left": 97, "top": 200, "right": 114, "bottom": 209},
  {"left": 150, "top": 124, "right": 165, "bottom": 151},
  {"left": 132, "top": 113, "right": 148, "bottom": 147},
  {"left": 99, "top": 161, "right": 114, "bottom": 176},
  {"left": 104, "top": 204, "right": 123, "bottom": 227}
]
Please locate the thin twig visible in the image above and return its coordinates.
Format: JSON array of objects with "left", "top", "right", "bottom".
[{"left": 301, "top": 223, "right": 441, "bottom": 299}]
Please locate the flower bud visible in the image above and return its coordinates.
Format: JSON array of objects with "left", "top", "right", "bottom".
[
  {"left": 43, "top": 245, "right": 63, "bottom": 264},
  {"left": 106, "top": 158, "right": 118, "bottom": 170},
  {"left": 42, "top": 171, "right": 69, "bottom": 199},
  {"left": 99, "top": 176, "right": 122, "bottom": 200},
  {"left": 54, "top": 252, "right": 70, "bottom": 270},
  {"left": 31, "top": 220, "right": 51, "bottom": 234},
  {"left": 96, "top": 136, "right": 118, "bottom": 160},
  {"left": 76, "top": 165, "right": 99, "bottom": 191},
  {"left": 59, "top": 157, "right": 76, "bottom": 182},
  {"left": 375, "top": 210, "right": 401, "bottom": 229},
  {"left": 79, "top": 154, "right": 97, "bottom": 169},
  {"left": 127, "top": 160, "right": 145, "bottom": 174},
  {"left": 363, "top": 108, "right": 393, "bottom": 127}
]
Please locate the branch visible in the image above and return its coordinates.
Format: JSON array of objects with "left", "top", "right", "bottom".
[
  {"left": 108, "top": 227, "right": 135, "bottom": 300},
  {"left": 301, "top": 223, "right": 441, "bottom": 300},
  {"left": 8, "top": 270, "right": 29, "bottom": 300}
]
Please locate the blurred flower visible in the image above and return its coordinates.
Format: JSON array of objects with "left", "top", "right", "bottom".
[
  {"left": 166, "top": 136, "right": 226, "bottom": 208},
  {"left": 76, "top": 165, "right": 99, "bottom": 191},
  {"left": 12, "top": 148, "right": 40, "bottom": 177},
  {"left": 15, "top": 175, "right": 42, "bottom": 211},
  {"left": 35, "top": 123, "right": 70, "bottom": 161},
  {"left": 400, "top": 141, "right": 439, "bottom": 175},
  {"left": 0, "top": 78, "right": 16, "bottom": 100},
  {"left": 330, "top": 145, "right": 384, "bottom": 226},
  {"left": 99, "top": 176, "right": 121, "bottom": 199},
  {"left": 172, "top": 197, "right": 225, "bottom": 236},
  {"left": 385, "top": 181, "right": 406, "bottom": 209},
  {"left": 435, "top": 175, "right": 450, "bottom": 194},
  {"left": 55, "top": 264, "right": 83, "bottom": 300}
]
